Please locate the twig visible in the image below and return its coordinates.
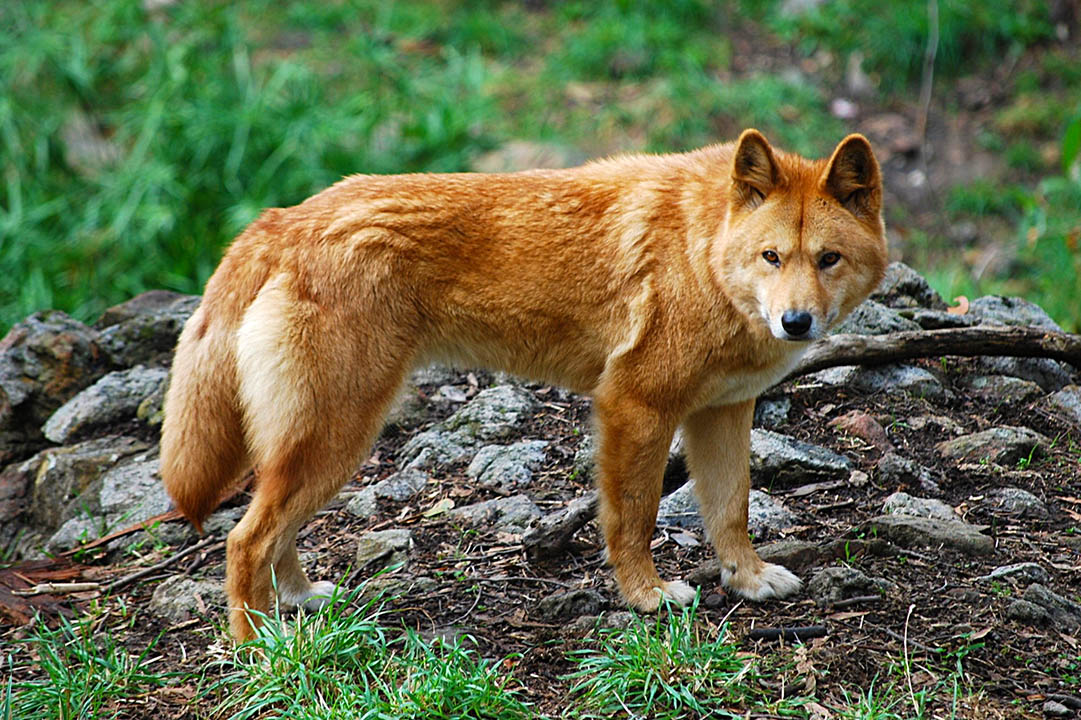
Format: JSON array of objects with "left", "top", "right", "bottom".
[
  {"left": 903, "top": 603, "right": 918, "bottom": 718},
  {"left": 106, "top": 535, "right": 221, "bottom": 593},
  {"left": 746, "top": 625, "right": 828, "bottom": 643},
  {"left": 12, "top": 582, "right": 101, "bottom": 597},
  {"left": 448, "top": 586, "right": 483, "bottom": 626},
  {"left": 830, "top": 594, "right": 881, "bottom": 610}
]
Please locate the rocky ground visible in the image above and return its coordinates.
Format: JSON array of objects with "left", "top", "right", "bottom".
[{"left": 2, "top": 264, "right": 1080, "bottom": 718}]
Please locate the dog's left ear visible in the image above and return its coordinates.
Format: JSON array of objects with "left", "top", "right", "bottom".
[{"left": 823, "top": 134, "right": 882, "bottom": 221}]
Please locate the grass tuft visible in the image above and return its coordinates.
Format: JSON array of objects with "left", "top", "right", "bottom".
[
  {"left": 207, "top": 581, "right": 531, "bottom": 720},
  {"left": 5, "top": 613, "right": 168, "bottom": 720},
  {"left": 564, "top": 596, "right": 750, "bottom": 719}
]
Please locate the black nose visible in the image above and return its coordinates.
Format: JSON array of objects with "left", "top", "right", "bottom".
[{"left": 781, "top": 310, "right": 813, "bottom": 337}]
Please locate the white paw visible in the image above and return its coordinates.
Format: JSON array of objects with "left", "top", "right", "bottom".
[
  {"left": 659, "top": 580, "right": 698, "bottom": 606},
  {"left": 300, "top": 580, "right": 339, "bottom": 611},
  {"left": 725, "top": 563, "right": 802, "bottom": 601}
]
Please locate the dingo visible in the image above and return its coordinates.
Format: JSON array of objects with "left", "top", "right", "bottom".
[{"left": 161, "top": 129, "right": 887, "bottom": 642}]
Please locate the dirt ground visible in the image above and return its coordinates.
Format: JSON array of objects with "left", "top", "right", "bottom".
[{"left": 5, "top": 355, "right": 1080, "bottom": 718}]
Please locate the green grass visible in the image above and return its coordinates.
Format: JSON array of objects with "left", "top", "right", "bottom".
[
  {"left": 935, "top": 115, "right": 1081, "bottom": 332},
  {"left": 4, "top": 613, "right": 169, "bottom": 719},
  {"left": 208, "top": 583, "right": 532, "bottom": 720},
  {"left": 0, "top": 0, "right": 496, "bottom": 331},
  {"left": 564, "top": 597, "right": 759, "bottom": 719},
  {"left": 763, "top": 0, "right": 1054, "bottom": 92}
]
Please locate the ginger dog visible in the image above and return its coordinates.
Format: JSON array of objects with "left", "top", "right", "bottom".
[{"left": 161, "top": 129, "right": 887, "bottom": 642}]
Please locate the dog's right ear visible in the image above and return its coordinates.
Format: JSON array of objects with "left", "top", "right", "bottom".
[{"left": 731, "top": 129, "right": 780, "bottom": 209}]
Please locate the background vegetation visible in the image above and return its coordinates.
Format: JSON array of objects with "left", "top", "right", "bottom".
[{"left": 2, "top": 0, "right": 1078, "bottom": 333}]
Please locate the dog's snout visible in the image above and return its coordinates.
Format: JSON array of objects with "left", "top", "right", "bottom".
[{"left": 781, "top": 310, "right": 812, "bottom": 337}]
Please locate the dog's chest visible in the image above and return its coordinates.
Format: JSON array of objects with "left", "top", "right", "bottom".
[{"left": 697, "top": 346, "right": 808, "bottom": 407}]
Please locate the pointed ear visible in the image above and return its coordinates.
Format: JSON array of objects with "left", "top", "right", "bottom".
[
  {"left": 824, "top": 134, "right": 882, "bottom": 220},
  {"left": 731, "top": 129, "right": 780, "bottom": 208}
]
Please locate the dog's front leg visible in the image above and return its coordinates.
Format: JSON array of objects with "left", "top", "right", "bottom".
[
  {"left": 594, "top": 391, "right": 695, "bottom": 611},
  {"left": 682, "top": 399, "right": 802, "bottom": 600}
]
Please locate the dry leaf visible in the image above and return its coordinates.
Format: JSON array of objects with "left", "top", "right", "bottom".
[{"left": 947, "top": 295, "right": 970, "bottom": 315}]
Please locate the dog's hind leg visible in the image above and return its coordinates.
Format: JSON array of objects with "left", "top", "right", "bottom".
[{"left": 226, "top": 277, "right": 412, "bottom": 642}]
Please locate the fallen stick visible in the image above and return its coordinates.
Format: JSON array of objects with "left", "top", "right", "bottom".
[
  {"left": 12, "top": 582, "right": 102, "bottom": 597},
  {"left": 746, "top": 625, "right": 828, "bottom": 642},
  {"left": 107, "top": 535, "right": 221, "bottom": 593},
  {"left": 788, "top": 325, "right": 1081, "bottom": 380}
]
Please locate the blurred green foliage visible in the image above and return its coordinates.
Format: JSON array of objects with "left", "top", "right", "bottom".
[{"left": 0, "top": 0, "right": 1077, "bottom": 332}]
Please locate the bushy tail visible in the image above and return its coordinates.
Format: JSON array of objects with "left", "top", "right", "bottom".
[{"left": 161, "top": 306, "right": 250, "bottom": 533}]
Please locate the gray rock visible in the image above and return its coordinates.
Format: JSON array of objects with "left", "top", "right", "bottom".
[
  {"left": 401, "top": 430, "right": 474, "bottom": 469},
  {"left": 935, "top": 426, "right": 1049, "bottom": 466},
  {"left": 448, "top": 494, "right": 542, "bottom": 533},
  {"left": 442, "top": 385, "right": 537, "bottom": 440},
  {"left": 149, "top": 576, "right": 225, "bottom": 623},
  {"left": 1006, "top": 599, "right": 1051, "bottom": 625},
  {"left": 871, "top": 262, "right": 946, "bottom": 310},
  {"left": 344, "top": 488, "right": 378, "bottom": 517},
  {"left": 883, "top": 492, "right": 956, "bottom": 522},
  {"left": 750, "top": 429, "right": 851, "bottom": 485},
  {"left": 45, "top": 516, "right": 102, "bottom": 553},
  {"left": 535, "top": 589, "right": 606, "bottom": 621},
  {"left": 969, "top": 295, "right": 1062, "bottom": 331},
  {"left": 757, "top": 540, "right": 821, "bottom": 573},
  {"left": 373, "top": 468, "right": 429, "bottom": 502},
  {"left": 1013, "top": 584, "right": 1081, "bottom": 630},
  {"left": 865, "top": 515, "right": 994, "bottom": 555},
  {"left": 984, "top": 487, "right": 1049, "bottom": 519},
  {"left": 977, "top": 562, "right": 1050, "bottom": 586},
  {"left": 962, "top": 375, "right": 1044, "bottom": 404},
  {"left": 834, "top": 300, "right": 921, "bottom": 335},
  {"left": 656, "top": 481, "right": 797, "bottom": 535},
  {"left": 808, "top": 566, "right": 892, "bottom": 606},
  {"left": 43, "top": 366, "right": 168, "bottom": 443},
  {"left": 876, "top": 453, "right": 940, "bottom": 494},
  {"left": 399, "top": 385, "right": 538, "bottom": 468},
  {"left": 906, "top": 414, "right": 967, "bottom": 436},
  {"left": 572, "top": 434, "right": 595, "bottom": 482},
  {"left": 99, "top": 452, "right": 171, "bottom": 528},
  {"left": 467, "top": 440, "right": 548, "bottom": 491},
  {"left": 753, "top": 397, "right": 791, "bottom": 428},
  {"left": 903, "top": 308, "right": 978, "bottom": 330},
  {"left": 25, "top": 436, "right": 149, "bottom": 531},
  {"left": 1042, "top": 700, "right": 1071, "bottom": 717},
  {"left": 95, "top": 290, "right": 201, "bottom": 368},
  {"left": 355, "top": 528, "right": 413, "bottom": 569},
  {"left": 808, "top": 365, "right": 859, "bottom": 386},
  {"left": 1045, "top": 385, "right": 1081, "bottom": 430},
  {"left": 974, "top": 355, "right": 1072, "bottom": 393},
  {"left": 0, "top": 311, "right": 109, "bottom": 464},
  {"left": 850, "top": 364, "right": 950, "bottom": 401}
]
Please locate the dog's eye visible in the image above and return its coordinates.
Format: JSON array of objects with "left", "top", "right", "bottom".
[
  {"left": 762, "top": 250, "right": 780, "bottom": 266},
  {"left": 819, "top": 252, "right": 841, "bottom": 269}
]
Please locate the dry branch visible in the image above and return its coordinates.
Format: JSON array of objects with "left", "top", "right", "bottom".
[{"left": 788, "top": 325, "right": 1081, "bottom": 380}]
